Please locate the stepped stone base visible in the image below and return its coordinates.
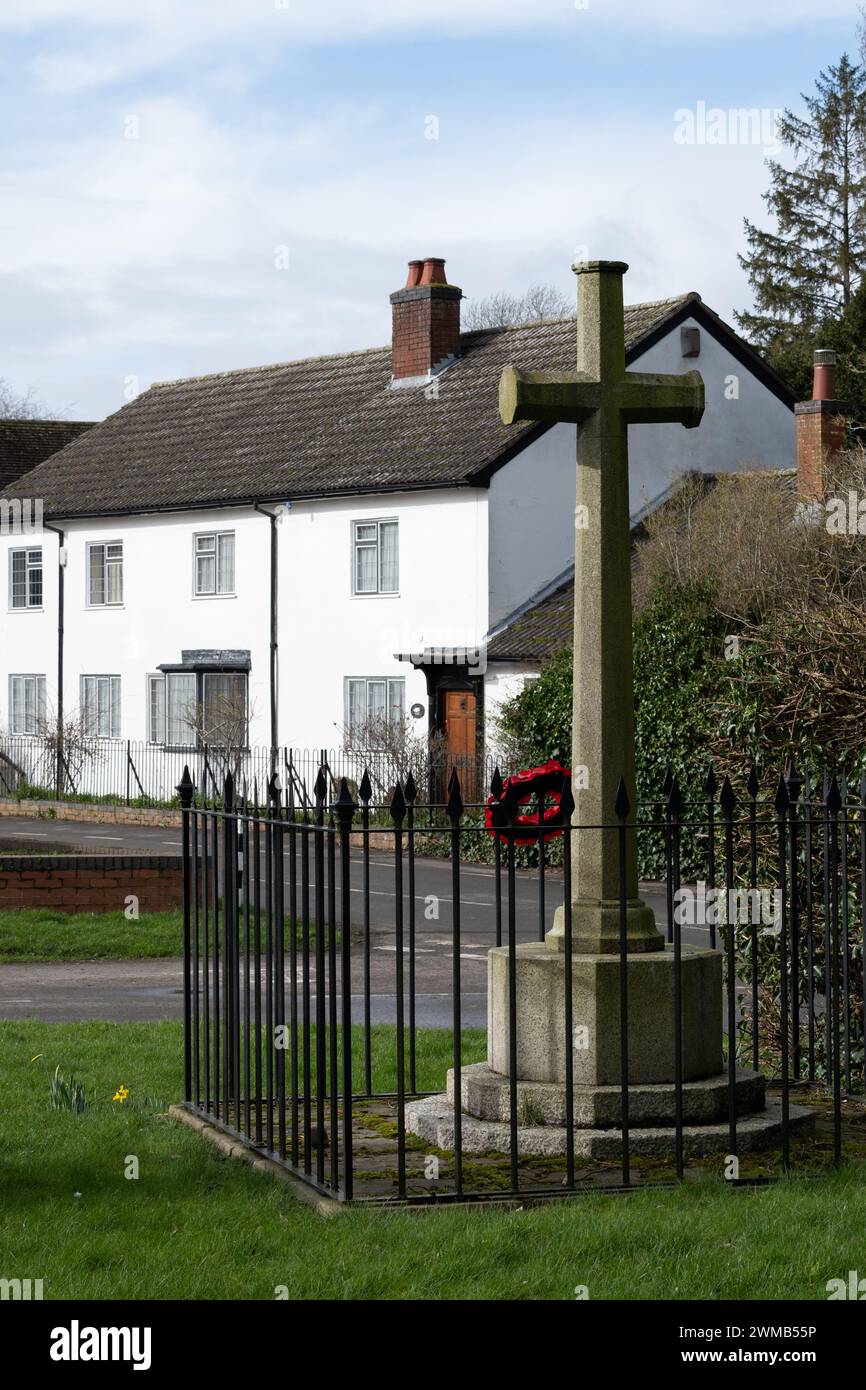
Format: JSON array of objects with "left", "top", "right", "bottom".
[
  {"left": 405, "top": 1090, "right": 815, "bottom": 1159},
  {"left": 445, "top": 1062, "right": 767, "bottom": 1129},
  {"left": 410, "top": 931, "right": 816, "bottom": 1160}
]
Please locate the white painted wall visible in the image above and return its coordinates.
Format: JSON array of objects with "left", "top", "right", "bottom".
[
  {"left": 0, "top": 489, "right": 488, "bottom": 770},
  {"left": 487, "top": 316, "right": 795, "bottom": 625},
  {"left": 487, "top": 426, "right": 577, "bottom": 627},
  {"left": 0, "top": 506, "right": 272, "bottom": 744},
  {"left": 628, "top": 316, "right": 795, "bottom": 520},
  {"left": 277, "top": 488, "right": 488, "bottom": 750},
  {"left": 484, "top": 663, "right": 539, "bottom": 760}
]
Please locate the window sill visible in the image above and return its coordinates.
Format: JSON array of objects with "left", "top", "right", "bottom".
[
  {"left": 191, "top": 593, "right": 237, "bottom": 601},
  {"left": 351, "top": 592, "right": 400, "bottom": 600},
  {"left": 7, "top": 607, "right": 44, "bottom": 614},
  {"left": 85, "top": 604, "right": 125, "bottom": 611}
]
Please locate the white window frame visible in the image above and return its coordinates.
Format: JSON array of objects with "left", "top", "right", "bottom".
[
  {"left": 80, "top": 675, "right": 121, "bottom": 739},
  {"left": 352, "top": 518, "right": 399, "bottom": 595},
  {"left": 8, "top": 674, "right": 47, "bottom": 735},
  {"left": 9, "top": 547, "right": 43, "bottom": 610},
  {"left": 344, "top": 676, "right": 405, "bottom": 737},
  {"left": 86, "top": 541, "right": 124, "bottom": 607},
  {"left": 165, "top": 672, "right": 197, "bottom": 749},
  {"left": 193, "top": 530, "right": 236, "bottom": 597},
  {"left": 147, "top": 673, "right": 165, "bottom": 745}
]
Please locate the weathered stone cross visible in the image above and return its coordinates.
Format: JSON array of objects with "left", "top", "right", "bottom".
[{"left": 499, "top": 261, "right": 705, "bottom": 954}]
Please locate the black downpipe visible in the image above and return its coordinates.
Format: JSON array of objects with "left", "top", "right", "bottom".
[
  {"left": 253, "top": 503, "right": 279, "bottom": 769},
  {"left": 41, "top": 521, "right": 65, "bottom": 797}
]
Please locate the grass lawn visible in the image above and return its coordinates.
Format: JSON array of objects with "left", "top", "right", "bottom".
[
  {"left": 0, "top": 909, "right": 327, "bottom": 962},
  {"left": 1, "top": 1018, "right": 865, "bottom": 1300},
  {"left": 0, "top": 908, "right": 185, "bottom": 961}
]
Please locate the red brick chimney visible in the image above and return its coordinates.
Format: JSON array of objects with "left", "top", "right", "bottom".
[
  {"left": 390, "top": 257, "right": 462, "bottom": 385},
  {"left": 795, "top": 349, "right": 847, "bottom": 502}
]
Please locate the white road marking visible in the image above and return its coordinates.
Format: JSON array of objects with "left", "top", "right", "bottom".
[
  {"left": 373, "top": 946, "right": 437, "bottom": 954},
  {"left": 9, "top": 831, "right": 48, "bottom": 837},
  {"left": 346, "top": 885, "right": 494, "bottom": 908},
  {"left": 85, "top": 835, "right": 124, "bottom": 841}
]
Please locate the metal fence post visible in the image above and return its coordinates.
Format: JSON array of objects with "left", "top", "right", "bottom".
[
  {"left": 333, "top": 778, "right": 357, "bottom": 1200},
  {"left": 177, "top": 765, "right": 195, "bottom": 1103},
  {"left": 222, "top": 772, "right": 238, "bottom": 1119}
]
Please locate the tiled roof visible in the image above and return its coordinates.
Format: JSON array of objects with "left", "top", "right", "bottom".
[
  {"left": 1, "top": 295, "right": 706, "bottom": 519},
  {"left": 0, "top": 419, "right": 94, "bottom": 492},
  {"left": 487, "top": 577, "right": 575, "bottom": 662}
]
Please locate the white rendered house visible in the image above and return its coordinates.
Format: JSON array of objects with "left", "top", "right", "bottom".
[{"left": 0, "top": 256, "right": 795, "bottom": 798}]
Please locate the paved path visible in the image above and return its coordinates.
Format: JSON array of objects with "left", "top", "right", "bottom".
[{"left": 0, "top": 814, "right": 714, "bottom": 1025}]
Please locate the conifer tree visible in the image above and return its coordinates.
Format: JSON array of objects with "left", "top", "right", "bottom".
[{"left": 737, "top": 55, "right": 866, "bottom": 357}]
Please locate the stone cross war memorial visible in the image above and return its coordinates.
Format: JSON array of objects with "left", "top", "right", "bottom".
[{"left": 406, "top": 261, "right": 813, "bottom": 1160}]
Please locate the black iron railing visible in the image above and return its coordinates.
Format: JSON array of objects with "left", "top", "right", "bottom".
[
  {"left": 177, "top": 761, "right": 866, "bottom": 1205},
  {"left": 0, "top": 736, "right": 500, "bottom": 813}
]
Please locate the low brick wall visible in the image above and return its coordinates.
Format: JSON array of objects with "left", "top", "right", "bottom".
[
  {"left": 0, "top": 853, "right": 184, "bottom": 912},
  {"left": 0, "top": 798, "right": 181, "bottom": 828}
]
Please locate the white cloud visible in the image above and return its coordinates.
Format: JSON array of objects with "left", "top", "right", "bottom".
[
  {"left": 0, "top": 0, "right": 860, "bottom": 92},
  {"left": 0, "top": 0, "right": 850, "bottom": 414},
  {"left": 0, "top": 85, "right": 774, "bottom": 418}
]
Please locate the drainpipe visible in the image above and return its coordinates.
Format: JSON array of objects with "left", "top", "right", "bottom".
[
  {"left": 253, "top": 503, "right": 280, "bottom": 772},
  {"left": 40, "top": 519, "right": 65, "bottom": 797}
]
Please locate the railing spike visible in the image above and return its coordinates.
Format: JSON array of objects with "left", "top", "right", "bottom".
[
  {"left": 447, "top": 769, "right": 464, "bottom": 823},
  {"left": 389, "top": 780, "right": 407, "bottom": 823}
]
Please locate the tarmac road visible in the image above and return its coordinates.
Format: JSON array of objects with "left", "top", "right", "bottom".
[{"left": 0, "top": 815, "right": 715, "bottom": 1025}]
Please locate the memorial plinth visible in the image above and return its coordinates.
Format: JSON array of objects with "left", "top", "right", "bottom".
[{"left": 405, "top": 261, "right": 814, "bottom": 1159}]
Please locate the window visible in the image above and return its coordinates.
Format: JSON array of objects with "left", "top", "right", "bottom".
[
  {"left": 149, "top": 670, "right": 249, "bottom": 748},
  {"left": 201, "top": 672, "right": 247, "bottom": 745},
  {"left": 147, "top": 674, "right": 166, "bottom": 744},
  {"left": 81, "top": 675, "right": 121, "bottom": 738},
  {"left": 194, "top": 531, "right": 235, "bottom": 596},
  {"left": 9, "top": 548, "right": 43, "bottom": 609},
  {"left": 352, "top": 519, "right": 398, "bottom": 594},
  {"left": 87, "top": 542, "right": 123, "bottom": 606},
  {"left": 345, "top": 677, "right": 405, "bottom": 736},
  {"left": 166, "top": 673, "right": 196, "bottom": 747},
  {"left": 9, "top": 675, "right": 46, "bottom": 735}
]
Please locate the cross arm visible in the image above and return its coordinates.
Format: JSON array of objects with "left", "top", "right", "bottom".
[
  {"left": 499, "top": 366, "right": 600, "bottom": 426},
  {"left": 617, "top": 371, "right": 705, "bottom": 429}
]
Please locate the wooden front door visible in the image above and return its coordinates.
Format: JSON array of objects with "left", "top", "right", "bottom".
[{"left": 443, "top": 690, "right": 477, "bottom": 800}]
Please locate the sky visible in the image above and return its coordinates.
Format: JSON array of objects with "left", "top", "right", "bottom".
[{"left": 0, "top": 0, "right": 863, "bottom": 421}]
